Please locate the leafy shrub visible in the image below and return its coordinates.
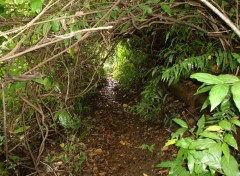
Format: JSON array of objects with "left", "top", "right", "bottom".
[
  {"left": 159, "top": 50, "right": 239, "bottom": 85},
  {"left": 158, "top": 115, "right": 240, "bottom": 176},
  {"left": 158, "top": 72, "right": 240, "bottom": 176},
  {"left": 131, "top": 82, "right": 165, "bottom": 120},
  {"left": 112, "top": 40, "right": 147, "bottom": 89}
]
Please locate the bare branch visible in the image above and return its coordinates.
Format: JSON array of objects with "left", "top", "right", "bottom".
[
  {"left": 1, "top": 84, "right": 8, "bottom": 160},
  {"left": 200, "top": 0, "right": 240, "bottom": 38}
]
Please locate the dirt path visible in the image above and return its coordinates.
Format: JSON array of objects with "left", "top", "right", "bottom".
[{"left": 82, "top": 78, "right": 176, "bottom": 176}]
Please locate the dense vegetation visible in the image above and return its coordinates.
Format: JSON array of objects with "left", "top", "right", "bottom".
[{"left": 0, "top": 0, "right": 240, "bottom": 175}]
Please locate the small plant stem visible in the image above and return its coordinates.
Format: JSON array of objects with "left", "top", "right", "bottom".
[
  {"left": 2, "top": 83, "right": 8, "bottom": 160},
  {"left": 235, "top": 65, "right": 239, "bottom": 76}
]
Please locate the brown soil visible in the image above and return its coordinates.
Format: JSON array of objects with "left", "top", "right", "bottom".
[{"left": 82, "top": 78, "right": 185, "bottom": 176}]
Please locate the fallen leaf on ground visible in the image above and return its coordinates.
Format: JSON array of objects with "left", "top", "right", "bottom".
[
  {"left": 119, "top": 140, "right": 132, "bottom": 146},
  {"left": 158, "top": 169, "right": 169, "bottom": 175},
  {"left": 59, "top": 143, "right": 65, "bottom": 148},
  {"left": 94, "top": 148, "right": 104, "bottom": 155},
  {"left": 53, "top": 161, "right": 63, "bottom": 166},
  {"left": 99, "top": 172, "right": 107, "bottom": 176},
  {"left": 89, "top": 148, "right": 104, "bottom": 157}
]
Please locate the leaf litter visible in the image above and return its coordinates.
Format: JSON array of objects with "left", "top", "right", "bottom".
[{"left": 81, "top": 78, "right": 187, "bottom": 176}]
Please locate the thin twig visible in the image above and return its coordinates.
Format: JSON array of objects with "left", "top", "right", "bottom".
[
  {"left": 0, "top": 26, "right": 113, "bottom": 62},
  {"left": 236, "top": 0, "right": 239, "bottom": 28},
  {"left": 40, "top": 161, "right": 58, "bottom": 176},
  {"left": 19, "top": 95, "right": 48, "bottom": 171},
  {"left": 62, "top": 61, "right": 70, "bottom": 104},
  {"left": 0, "top": 9, "right": 108, "bottom": 37},
  {"left": 1, "top": 0, "right": 57, "bottom": 45},
  {"left": 200, "top": 0, "right": 240, "bottom": 38},
  {"left": 22, "top": 0, "right": 121, "bottom": 75},
  {"left": 2, "top": 83, "right": 8, "bottom": 160}
]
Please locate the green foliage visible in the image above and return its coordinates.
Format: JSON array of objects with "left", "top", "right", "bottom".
[
  {"left": 75, "top": 98, "right": 91, "bottom": 115},
  {"left": 54, "top": 110, "right": 73, "bottom": 129},
  {"left": 0, "top": 136, "right": 3, "bottom": 146},
  {"left": 13, "top": 126, "right": 31, "bottom": 134},
  {"left": 112, "top": 40, "right": 147, "bottom": 89},
  {"left": 160, "top": 2, "right": 171, "bottom": 16},
  {"left": 0, "top": 0, "right": 239, "bottom": 174},
  {"left": 131, "top": 83, "right": 165, "bottom": 120},
  {"left": 44, "top": 135, "right": 87, "bottom": 175},
  {"left": 191, "top": 73, "right": 240, "bottom": 111},
  {"left": 172, "top": 118, "right": 188, "bottom": 128},
  {"left": 0, "top": 0, "right": 34, "bottom": 17},
  {"left": 161, "top": 50, "right": 238, "bottom": 85},
  {"left": 53, "top": 109, "right": 86, "bottom": 132},
  {"left": 139, "top": 144, "right": 155, "bottom": 153},
  {"left": 30, "top": 0, "right": 42, "bottom": 14},
  {"left": 51, "top": 18, "right": 61, "bottom": 33},
  {"left": 158, "top": 72, "right": 240, "bottom": 175},
  {"left": 158, "top": 115, "right": 240, "bottom": 176}
]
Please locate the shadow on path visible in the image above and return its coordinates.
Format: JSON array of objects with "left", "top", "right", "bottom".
[{"left": 82, "top": 78, "right": 176, "bottom": 176}]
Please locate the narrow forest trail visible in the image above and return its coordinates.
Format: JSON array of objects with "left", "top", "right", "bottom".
[{"left": 82, "top": 78, "right": 176, "bottom": 176}]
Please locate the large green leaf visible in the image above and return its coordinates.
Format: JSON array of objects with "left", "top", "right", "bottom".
[
  {"left": 222, "top": 143, "right": 230, "bottom": 163},
  {"left": 220, "top": 98, "right": 231, "bottom": 111},
  {"left": 120, "top": 22, "right": 130, "bottom": 34},
  {"left": 205, "top": 125, "right": 223, "bottom": 132},
  {"left": 190, "top": 73, "right": 223, "bottom": 85},
  {"left": 209, "top": 84, "right": 229, "bottom": 111},
  {"left": 156, "top": 161, "right": 175, "bottom": 168},
  {"left": 32, "top": 78, "right": 44, "bottom": 85},
  {"left": 172, "top": 118, "right": 188, "bottom": 128},
  {"left": 218, "top": 74, "right": 239, "bottom": 84},
  {"left": 30, "top": 0, "right": 42, "bottom": 13},
  {"left": 200, "top": 152, "right": 221, "bottom": 169},
  {"left": 164, "top": 139, "right": 177, "bottom": 147},
  {"left": 189, "top": 138, "right": 216, "bottom": 150},
  {"left": 209, "top": 143, "right": 222, "bottom": 161},
  {"left": 13, "top": 126, "right": 31, "bottom": 134},
  {"left": 156, "top": 157, "right": 183, "bottom": 168},
  {"left": 221, "top": 155, "right": 239, "bottom": 176},
  {"left": 171, "top": 127, "right": 187, "bottom": 138},
  {"left": 51, "top": 19, "right": 61, "bottom": 33},
  {"left": 199, "top": 131, "right": 220, "bottom": 140},
  {"left": 223, "top": 134, "right": 238, "bottom": 150},
  {"left": 231, "top": 81, "right": 240, "bottom": 112},
  {"left": 218, "top": 120, "right": 231, "bottom": 131},
  {"left": 169, "top": 165, "right": 190, "bottom": 176},
  {"left": 187, "top": 154, "right": 195, "bottom": 174},
  {"left": 196, "top": 115, "right": 205, "bottom": 135},
  {"left": 231, "top": 119, "right": 240, "bottom": 127},
  {"left": 110, "top": 11, "right": 117, "bottom": 19},
  {"left": 44, "top": 77, "right": 53, "bottom": 91},
  {"left": 54, "top": 110, "right": 72, "bottom": 128},
  {"left": 232, "top": 53, "right": 240, "bottom": 63},
  {"left": 160, "top": 2, "right": 171, "bottom": 16},
  {"left": 138, "top": 4, "right": 152, "bottom": 15},
  {"left": 190, "top": 150, "right": 221, "bottom": 170},
  {"left": 176, "top": 137, "right": 193, "bottom": 149},
  {"left": 201, "top": 98, "right": 210, "bottom": 111},
  {"left": 194, "top": 162, "right": 207, "bottom": 174},
  {"left": 195, "top": 85, "right": 213, "bottom": 95}
]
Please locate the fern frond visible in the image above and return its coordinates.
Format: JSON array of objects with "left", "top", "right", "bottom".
[{"left": 160, "top": 50, "right": 238, "bottom": 85}]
